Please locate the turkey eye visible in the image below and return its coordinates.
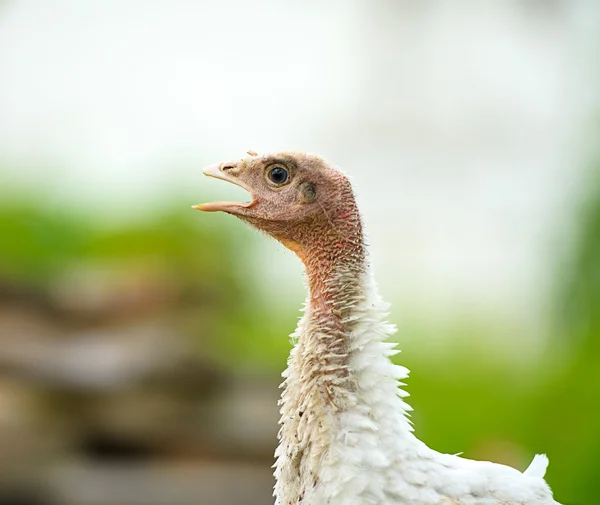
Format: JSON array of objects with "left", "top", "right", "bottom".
[{"left": 267, "top": 166, "right": 289, "bottom": 185}]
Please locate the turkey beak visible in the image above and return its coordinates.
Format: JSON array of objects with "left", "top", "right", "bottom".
[{"left": 193, "top": 162, "right": 257, "bottom": 213}]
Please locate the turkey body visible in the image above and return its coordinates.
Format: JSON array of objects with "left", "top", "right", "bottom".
[
  {"left": 274, "top": 267, "right": 559, "bottom": 505},
  {"left": 196, "top": 151, "right": 561, "bottom": 505}
]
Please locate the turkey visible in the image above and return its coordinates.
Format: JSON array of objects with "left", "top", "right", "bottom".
[{"left": 194, "top": 151, "right": 561, "bottom": 505}]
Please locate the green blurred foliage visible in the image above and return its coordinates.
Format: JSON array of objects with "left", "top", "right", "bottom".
[
  {"left": 558, "top": 163, "right": 600, "bottom": 353},
  {"left": 0, "top": 198, "right": 88, "bottom": 285},
  {"left": 0, "top": 195, "right": 235, "bottom": 289},
  {"left": 548, "top": 161, "right": 600, "bottom": 502}
]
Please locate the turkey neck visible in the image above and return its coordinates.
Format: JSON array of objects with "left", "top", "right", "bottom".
[
  {"left": 282, "top": 205, "right": 370, "bottom": 414},
  {"left": 304, "top": 217, "right": 366, "bottom": 334},
  {"left": 275, "top": 209, "right": 415, "bottom": 505}
]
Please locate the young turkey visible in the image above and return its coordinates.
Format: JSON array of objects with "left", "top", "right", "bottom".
[{"left": 194, "top": 151, "right": 561, "bottom": 505}]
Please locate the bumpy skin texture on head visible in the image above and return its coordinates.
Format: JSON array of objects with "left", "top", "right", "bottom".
[
  {"left": 199, "top": 151, "right": 365, "bottom": 268},
  {"left": 197, "top": 152, "right": 561, "bottom": 505}
]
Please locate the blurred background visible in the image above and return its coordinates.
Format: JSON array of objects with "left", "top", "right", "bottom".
[{"left": 0, "top": 1, "right": 599, "bottom": 504}]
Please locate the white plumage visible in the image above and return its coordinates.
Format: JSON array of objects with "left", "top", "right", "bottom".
[{"left": 274, "top": 267, "right": 560, "bottom": 505}]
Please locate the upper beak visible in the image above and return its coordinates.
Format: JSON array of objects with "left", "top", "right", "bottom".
[
  {"left": 201, "top": 162, "right": 224, "bottom": 179},
  {"left": 193, "top": 161, "right": 256, "bottom": 212}
]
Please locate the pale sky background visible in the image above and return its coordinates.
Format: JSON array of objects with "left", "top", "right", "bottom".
[{"left": 0, "top": 0, "right": 598, "bottom": 343}]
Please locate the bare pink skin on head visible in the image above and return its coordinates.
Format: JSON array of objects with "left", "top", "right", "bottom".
[{"left": 195, "top": 151, "right": 366, "bottom": 304}]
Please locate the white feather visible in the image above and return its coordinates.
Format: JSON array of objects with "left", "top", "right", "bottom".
[{"left": 524, "top": 454, "right": 550, "bottom": 479}]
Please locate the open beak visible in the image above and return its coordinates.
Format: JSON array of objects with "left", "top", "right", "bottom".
[{"left": 193, "top": 162, "right": 256, "bottom": 213}]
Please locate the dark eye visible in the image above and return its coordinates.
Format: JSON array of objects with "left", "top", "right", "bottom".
[{"left": 268, "top": 166, "right": 289, "bottom": 185}]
